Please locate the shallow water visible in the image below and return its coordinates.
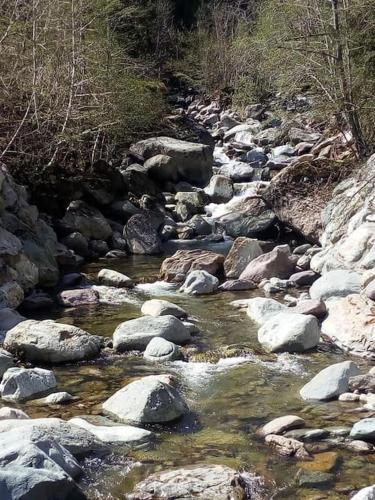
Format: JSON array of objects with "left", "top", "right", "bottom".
[{"left": 11, "top": 255, "right": 375, "bottom": 498}]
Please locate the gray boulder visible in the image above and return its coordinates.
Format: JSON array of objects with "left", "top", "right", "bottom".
[
  {"left": 218, "top": 161, "right": 254, "bottom": 182},
  {"left": 309, "top": 270, "right": 361, "bottom": 301},
  {"left": 246, "top": 297, "right": 287, "bottom": 325},
  {"left": 0, "top": 350, "right": 14, "bottom": 379},
  {"left": 0, "top": 407, "right": 29, "bottom": 420},
  {"left": 204, "top": 175, "right": 233, "bottom": 203},
  {"left": 350, "top": 419, "right": 375, "bottom": 442},
  {"left": 102, "top": 375, "right": 188, "bottom": 424},
  {"left": 352, "top": 485, "right": 375, "bottom": 500},
  {"left": 4, "top": 320, "right": 102, "bottom": 363},
  {"left": 258, "top": 312, "right": 320, "bottom": 352},
  {"left": 144, "top": 337, "right": 181, "bottom": 362},
  {"left": 179, "top": 270, "right": 219, "bottom": 295},
  {"left": 0, "top": 367, "right": 57, "bottom": 402},
  {"left": 113, "top": 315, "right": 190, "bottom": 352},
  {"left": 130, "top": 137, "right": 213, "bottom": 187},
  {"left": 141, "top": 299, "right": 186, "bottom": 318},
  {"left": 98, "top": 269, "right": 133, "bottom": 288},
  {"left": 300, "top": 361, "right": 360, "bottom": 401}
]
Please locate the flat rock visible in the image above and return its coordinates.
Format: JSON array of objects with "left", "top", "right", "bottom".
[
  {"left": 4, "top": 319, "right": 102, "bottom": 363},
  {"left": 141, "top": 299, "right": 186, "bottom": 318},
  {"left": 261, "top": 415, "right": 305, "bottom": 436},
  {"left": 300, "top": 361, "right": 360, "bottom": 401},
  {"left": 113, "top": 315, "right": 190, "bottom": 352},
  {"left": 102, "top": 375, "right": 188, "bottom": 424}
]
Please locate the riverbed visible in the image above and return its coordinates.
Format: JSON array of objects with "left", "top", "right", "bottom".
[{"left": 15, "top": 255, "right": 375, "bottom": 499}]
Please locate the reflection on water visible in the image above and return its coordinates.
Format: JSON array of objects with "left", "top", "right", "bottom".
[{"left": 10, "top": 255, "right": 375, "bottom": 498}]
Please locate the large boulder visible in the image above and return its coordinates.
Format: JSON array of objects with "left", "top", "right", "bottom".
[
  {"left": 124, "top": 212, "right": 162, "bottom": 255},
  {"left": 4, "top": 320, "right": 102, "bottom": 363},
  {"left": 102, "top": 375, "right": 188, "bottom": 424},
  {"left": 300, "top": 361, "right": 360, "bottom": 401},
  {"left": 309, "top": 270, "right": 361, "bottom": 301},
  {"left": 141, "top": 299, "right": 186, "bottom": 318},
  {"left": 61, "top": 200, "right": 112, "bottom": 241},
  {"left": 224, "top": 237, "right": 263, "bottom": 278},
  {"left": 0, "top": 367, "right": 57, "bottom": 402},
  {"left": 160, "top": 249, "right": 224, "bottom": 283},
  {"left": 98, "top": 269, "right": 133, "bottom": 288},
  {"left": 0, "top": 308, "right": 25, "bottom": 339},
  {"left": 129, "top": 137, "right": 213, "bottom": 187},
  {"left": 258, "top": 312, "right": 320, "bottom": 353},
  {"left": 113, "top": 315, "right": 190, "bottom": 352},
  {"left": 245, "top": 297, "right": 287, "bottom": 325},
  {"left": 321, "top": 294, "right": 375, "bottom": 359},
  {"left": 127, "top": 464, "right": 261, "bottom": 500},
  {"left": 240, "top": 245, "right": 296, "bottom": 283},
  {"left": 204, "top": 175, "right": 233, "bottom": 203},
  {"left": 179, "top": 270, "right": 219, "bottom": 295}
]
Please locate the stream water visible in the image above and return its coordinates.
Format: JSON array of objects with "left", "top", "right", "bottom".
[{"left": 10, "top": 254, "right": 375, "bottom": 499}]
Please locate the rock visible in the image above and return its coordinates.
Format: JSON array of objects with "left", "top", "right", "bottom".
[
  {"left": 240, "top": 245, "right": 296, "bottom": 283},
  {"left": 57, "top": 288, "right": 100, "bottom": 307},
  {"left": 289, "top": 270, "right": 319, "bottom": 287},
  {"left": 127, "top": 464, "right": 259, "bottom": 500},
  {"left": 298, "top": 470, "right": 334, "bottom": 489},
  {"left": 143, "top": 154, "right": 179, "bottom": 183},
  {"left": 0, "top": 407, "right": 29, "bottom": 420},
  {"left": 36, "top": 392, "right": 74, "bottom": 405},
  {"left": 179, "top": 270, "right": 219, "bottom": 295},
  {"left": 102, "top": 375, "right": 188, "bottom": 424},
  {"left": 300, "top": 361, "right": 360, "bottom": 401},
  {"left": 352, "top": 485, "right": 375, "bottom": 499},
  {"left": 0, "top": 349, "right": 14, "bottom": 378},
  {"left": 365, "top": 280, "right": 375, "bottom": 301},
  {"left": 254, "top": 128, "right": 283, "bottom": 146},
  {"left": 285, "top": 429, "right": 329, "bottom": 442},
  {"left": 130, "top": 137, "right": 213, "bottom": 187},
  {"left": 0, "top": 418, "right": 108, "bottom": 456},
  {"left": 309, "top": 270, "right": 361, "bottom": 301},
  {"left": 265, "top": 434, "right": 311, "bottom": 459},
  {"left": 144, "top": 337, "right": 181, "bottom": 362},
  {"left": 0, "top": 281, "right": 24, "bottom": 309},
  {"left": 125, "top": 212, "right": 162, "bottom": 255},
  {"left": 243, "top": 148, "right": 268, "bottom": 166},
  {"left": 299, "top": 451, "right": 338, "bottom": 472},
  {"left": 97, "top": 269, "right": 133, "bottom": 288},
  {"left": 219, "top": 279, "right": 256, "bottom": 291},
  {"left": 122, "top": 167, "right": 162, "bottom": 199},
  {"left": 69, "top": 417, "right": 153, "bottom": 447},
  {"left": 345, "top": 440, "right": 374, "bottom": 453},
  {"left": 349, "top": 374, "right": 375, "bottom": 393},
  {"left": 224, "top": 237, "right": 263, "bottom": 278},
  {"left": 160, "top": 249, "right": 224, "bottom": 283},
  {"left": 89, "top": 239, "right": 109, "bottom": 256},
  {"left": 258, "top": 312, "right": 320, "bottom": 353},
  {"left": 321, "top": 295, "right": 375, "bottom": 358},
  {"left": 218, "top": 160, "right": 254, "bottom": 182},
  {"left": 0, "top": 466, "right": 85, "bottom": 500},
  {"left": 293, "top": 244, "right": 312, "bottom": 255},
  {"left": 288, "top": 128, "right": 321, "bottom": 145},
  {"left": 350, "top": 418, "right": 375, "bottom": 441},
  {"left": 4, "top": 320, "right": 102, "bottom": 363},
  {"left": 338, "top": 392, "right": 360, "bottom": 402},
  {"left": 204, "top": 175, "right": 233, "bottom": 203},
  {"left": 261, "top": 415, "right": 305, "bottom": 436},
  {"left": 113, "top": 315, "right": 190, "bottom": 352},
  {"left": 0, "top": 308, "right": 25, "bottom": 338},
  {"left": 21, "top": 291, "right": 54, "bottom": 311},
  {"left": 61, "top": 200, "right": 112, "bottom": 241},
  {"left": 141, "top": 299, "right": 186, "bottom": 318},
  {"left": 175, "top": 191, "right": 206, "bottom": 221},
  {"left": 246, "top": 297, "right": 287, "bottom": 325},
  {"left": 61, "top": 231, "right": 89, "bottom": 256},
  {"left": 186, "top": 215, "right": 212, "bottom": 237},
  {"left": 0, "top": 367, "right": 57, "bottom": 401},
  {"left": 292, "top": 299, "right": 327, "bottom": 318}
]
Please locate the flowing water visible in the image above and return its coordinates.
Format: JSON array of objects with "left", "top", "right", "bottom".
[{"left": 11, "top": 255, "right": 375, "bottom": 499}]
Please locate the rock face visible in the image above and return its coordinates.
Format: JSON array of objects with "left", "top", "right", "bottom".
[
  {"left": 4, "top": 320, "right": 102, "bottom": 363},
  {"left": 321, "top": 294, "right": 375, "bottom": 358},
  {"left": 113, "top": 315, "right": 190, "bottom": 352},
  {"left": 141, "top": 299, "right": 186, "bottom": 318},
  {"left": 258, "top": 312, "right": 320, "bottom": 353},
  {"left": 144, "top": 337, "right": 181, "bottom": 362},
  {"left": 240, "top": 245, "right": 296, "bottom": 283},
  {"left": 224, "top": 237, "right": 263, "bottom": 278},
  {"left": 129, "top": 137, "right": 213, "bottom": 187},
  {"left": 310, "top": 154, "right": 375, "bottom": 273},
  {"left": 179, "top": 270, "right": 219, "bottom": 295},
  {"left": 160, "top": 249, "right": 224, "bottom": 283},
  {"left": 125, "top": 212, "right": 162, "bottom": 255},
  {"left": 309, "top": 270, "right": 361, "bottom": 301},
  {"left": 102, "top": 375, "right": 188, "bottom": 424},
  {"left": 98, "top": 269, "right": 133, "bottom": 288},
  {"left": 0, "top": 367, "right": 57, "bottom": 401},
  {"left": 300, "top": 361, "right": 360, "bottom": 401},
  {"left": 127, "top": 465, "right": 259, "bottom": 500}
]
